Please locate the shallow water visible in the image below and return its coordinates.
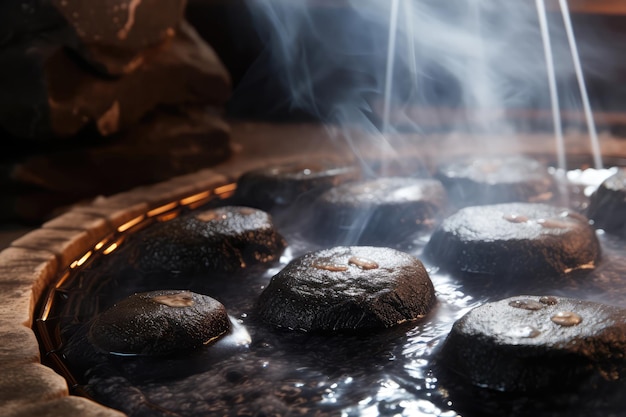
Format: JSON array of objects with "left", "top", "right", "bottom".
[{"left": 41, "top": 168, "right": 626, "bottom": 417}]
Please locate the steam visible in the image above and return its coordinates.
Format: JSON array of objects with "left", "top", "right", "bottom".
[{"left": 234, "top": 0, "right": 613, "bottom": 167}]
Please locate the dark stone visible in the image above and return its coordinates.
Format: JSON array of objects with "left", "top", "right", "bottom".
[
  {"left": 88, "top": 290, "right": 230, "bottom": 356},
  {"left": 587, "top": 168, "right": 626, "bottom": 237},
  {"left": 0, "top": 15, "right": 229, "bottom": 140},
  {"left": 233, "top": 159, "right": 360, "bottom": 212},
  {"left": 256, "top": 246, "right": 436, "bottom": 332},
  {"left": 121, "top": 206, "right": 287, "bottom": 273},
  {"left": 51, "top": 0, "right": 186, "bottom": 51},
  {"left": 434, "top": 155, "right": 555, "bottom": 207},
  {"left": 309, "top": 177, "right": 447, "bottom": 245},
  {"left": 423, "top": 202, "right": 600, "bottom": 278},
  {"left": 46, "top": 21, "right": 231, "bottom": 138},
  {"left": 436, "top": 295, "right": 626, "bottom": 393}
]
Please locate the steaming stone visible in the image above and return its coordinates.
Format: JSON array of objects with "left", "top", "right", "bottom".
[
  {"left": 309, "top": 177, "right": 447, "bottom": 245},
  {"left": 587, "top": 168, "right": 626, "bottom": 237},
  {"left": 423, "top": 202, "right": 600, "bottom": 278},
  {"left": 119, "top": 206, "right": 287, "bottom": 273},
  {"left": 233, "top": 159, "right": 361, "bottom": 212},
  {"left": 88, "top": 290, "right": 230, "bottom": 356},
  {"left": 436, "top": 295, "right": 626, "bottom": 393},
  {"left": 434, "top": 155, "right": 555, "bottom": 207},
  {"left": 256, "top": 246, "right": 436, "bottom": 332}
]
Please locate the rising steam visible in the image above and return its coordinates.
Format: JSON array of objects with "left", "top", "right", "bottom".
[{"left": 237, "top": 1, "right": 595, "bottom": 129}]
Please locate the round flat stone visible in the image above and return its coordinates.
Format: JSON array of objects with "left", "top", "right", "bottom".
[
  {"left": 310, "top": 177, "right": 447, "bottom": 245},
  {"left": 423, "top": 202, "right": 600, "bottom": 278},
  {"left": 436, "top": 295, "right": 626, "bottom": 392},
  {"left": 89, "top": 290, "right": 230, "bottom": 356},
  {"left": 587, "top": 168, "right": 626, "bottom": 237},
  {"left": 121, "top": 206, "right": 286, "bottom": 273},
  {"left": 434, "top": 155, "right": 555, "bottom": 207},
  {"left": 256, "top": 246, "right": 436, "bottom": 332},
  {"left": 234, "top": 160, "right": 360, "bottom": 211}
]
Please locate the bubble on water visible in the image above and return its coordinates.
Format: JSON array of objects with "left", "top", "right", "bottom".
[
  {"left": 508, "top": 299, "right": 544, "bottom": 311},
  {"left": 312, "top": 262, "right": 349, "bottom": 272},
  {"left": 539, "top": 296, "right": 558, "bottom": 305},
  {"left": 348, "top": 256, "right": 379, "bottom": 270},
  {"left": 503, "top": 213, "right": 529, "bottom": 223},
  {"left": 551, "top": 311, "right": 582, "bottom": 326}
]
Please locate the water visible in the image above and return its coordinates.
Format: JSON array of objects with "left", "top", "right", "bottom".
[
  {"left": 535, "top": 0, "right": 566, "bottom": 172},
  {"left": 38, "top": 166, "right": 626, "bottom": 417},
  {"left": 559, "top": 0, "right": 603, "bottom": 170},
  {"left": 381, "top": 0, "right": 400, "bottom": 134}
]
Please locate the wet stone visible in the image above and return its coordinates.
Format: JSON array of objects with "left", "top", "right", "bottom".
[
  {"left": 434, "top": 155, "right": 555, "bottom": 207},
  {"left": 423, "top": 202, "right": 601, "bottom": 278},
  {"left": 436, "top": 295, "right": 626, "bottom": 393},
  {"left": 256, "top": 246, "right": 436, "bottom": 332},
  {"left": 88, "top": 290, "right": 230, "bottom": 356},
  {"left": 309, "top": 177, "right": 447, "bottom": 245},
  {"left": 233, "top": 160, "right": 360, "bottom": 212},
  {"left": 114, "top": 206, "right": 287, "bottom": 273},
  {"left": 587, "top": 168, "right": 626, "bottom": 237}
]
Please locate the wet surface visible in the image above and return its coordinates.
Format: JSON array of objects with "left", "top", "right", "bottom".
[{"left": 39, "top": 168, "right": 626, "bottom": 417}]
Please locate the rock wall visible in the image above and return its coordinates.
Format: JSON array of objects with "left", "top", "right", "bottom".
[{"left": 1, "top": 0, "right": 232, "bottom": 223}]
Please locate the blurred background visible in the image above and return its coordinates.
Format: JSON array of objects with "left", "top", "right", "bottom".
[{"left": 1, "top": 0, "right": 626, "bottom": 230}]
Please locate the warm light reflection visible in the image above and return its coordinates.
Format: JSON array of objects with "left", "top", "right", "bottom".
[
  {"left": 40, "top": 295, "right": 54, "bottom": 321},
  {"left": 180, "top": 191, "right": 211, "bottom": 206},
  {"left": 157, "top": 211, "right": 179, "bottom": 222},
  {"left": 94, "top": 239, "right": 108, "bottom": 251},
  {"left": 54, "top": 271, "right": 71, "bottom": 289},
  {"left": 214, "top": 183, "right": 237, "bottom": 198},
  {"left": 117, "top": 215, "right": 145, "bottom": 232},
  {"left": 187, "top": 199, "right": 212, "bottom": 210},
  {"left": 147, "top": 202, "right": 178, "bottom": 217},
  {"left": 75, "top": 251, "right": 92, "bottom": 267},
  {"left": 103, "top": 238, "right": 124, "bottom": 255}
]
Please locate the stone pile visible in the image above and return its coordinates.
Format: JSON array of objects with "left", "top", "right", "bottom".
[{"left": 1, "top": 0, "right": 232, "bottom": 223}]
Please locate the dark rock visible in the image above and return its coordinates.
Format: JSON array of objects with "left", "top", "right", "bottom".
[
  {"left": 423, "top": 202, "right": 600, "bottom": 278},
  {"left": 587, "top": 168, "right": 626, "bottom": 237},
  {"left": 0, "top": 18, "right": 230, "bottom": 140},
  {"left": 257, "top": 246, "right": 436, "bottom": 332},
  {"left": 88, "top": 290, "right": 230, "bottom": 356},
  {"left": 434, "top": 155, "right": 555, "bottom": 207},
  {"left": 233, "top": 159, "right": 361, "bottom": 212},
  {"left": 436, "top": 295, "right": 626, "bottom": 393},
  {"left": 52, "top": 0, "right": 186, "bottom": 51},
  {"left": 309, "top": 177, "right": 447, "bottom": 245},
  {"left": 121, "top": 206, "right": 287, "bottom": 273},
  {"left": 46, "top": 21, "right": 231, "bottom": 138}
]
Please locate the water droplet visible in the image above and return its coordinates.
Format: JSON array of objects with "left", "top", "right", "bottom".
[
  {"left": 537, "top": 218, "right": 569, "bottom": 229},
  {"left": 508, "top": 299, "right": 544, "bottom": 311},
  {"left": 539, "top": 296, "right": 558, "bottom": 305},
  {"left": 152, "top": 291, "right": 194, "bottom": 307},
  {"left": 503, "top": 214, "right": 529, "bottom": 223},
  {"left": 312, "top": 262, "right": 348, "bottom": 272},
  {"left": 551, "top": 311, "right": 582, "bottom": 326},
  {"left": 506, "top": 326, "right": 541, "bottom": 338},
  {"left": 348, "top": 256, "right": 379, "bottom": 270}
]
